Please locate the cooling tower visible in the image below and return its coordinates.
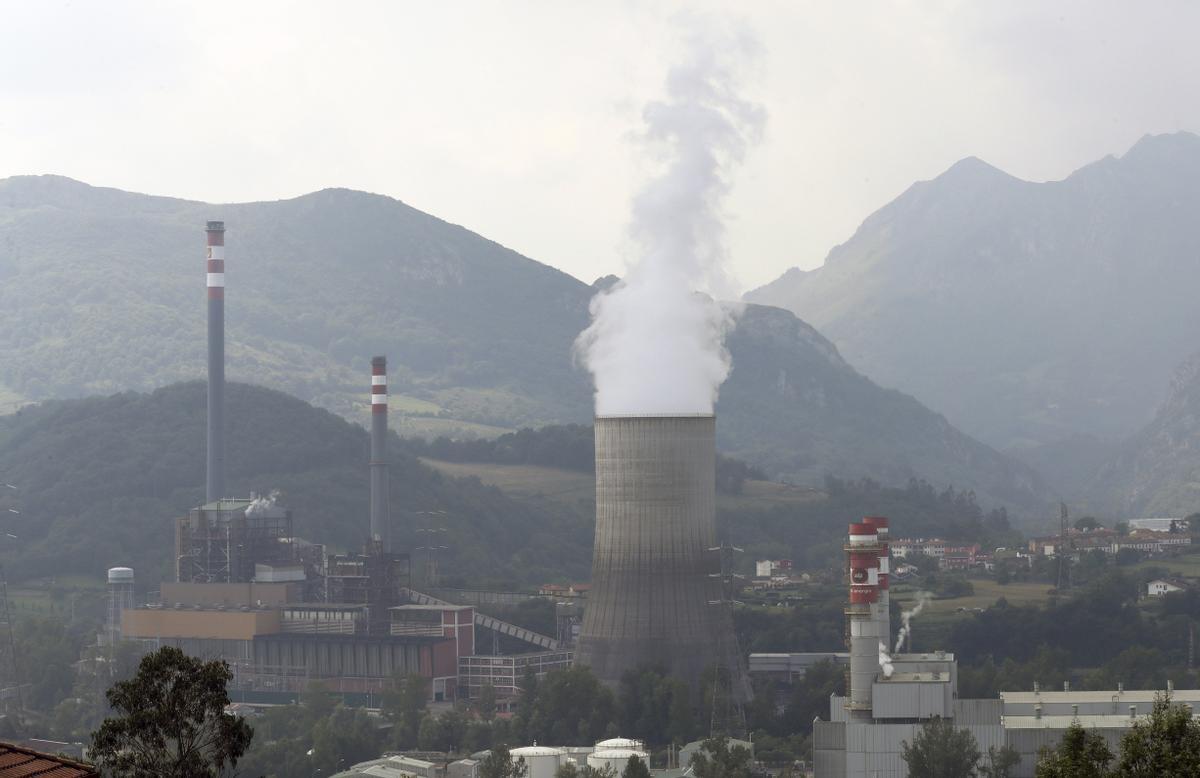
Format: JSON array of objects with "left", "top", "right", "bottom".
[{"left": 576, "top": 414, "right": 733, "bottom": 691}]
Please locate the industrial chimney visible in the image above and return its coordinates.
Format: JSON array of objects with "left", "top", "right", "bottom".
[
  {"left": 205, "top": 221, "right": 225, "bottom": 503},
  {"left": 862, "top": 516, "right": 891, "bottom": 648},
  {"left": 369, "top": 356, "right": 391, "bottom": 552},
  {"left": 846, "top": 522, "right": 882, "bottom": 720},
  {"left": 576, "top": 415, "right": 735, "bottom": 693}
]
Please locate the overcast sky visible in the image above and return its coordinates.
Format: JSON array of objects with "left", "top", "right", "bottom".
[{"left": 1, "top": 1, "right": 1198, "bottom": 290}]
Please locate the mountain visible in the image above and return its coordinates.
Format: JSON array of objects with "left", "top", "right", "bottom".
[
  {"left": 0, "top": 175, "right": 1051, "bottom": 513},
  {"left": 748, "top": 132, "right": 1200, "bottom": 452},
  {"left": 1093, "top": 355, "right": 1200, "bottom": 516},
  {"left": 0, "top": 382, "right": 593, "bottom": 586}
]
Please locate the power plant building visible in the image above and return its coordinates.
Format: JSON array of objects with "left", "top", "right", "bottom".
[
  {"left": 114, "top": 221, "right": 571, "bottom": 704},
  {"left": 814, "top": 520, "right": 1200, "bottom": 777}
]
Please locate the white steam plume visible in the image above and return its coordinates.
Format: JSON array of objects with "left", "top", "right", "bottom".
[
  {"left": 894, "top": 591, "right": 932, "bottom": 653},
  {"left": 879, "top": 642, "right": 895, "bottom": 679},
  {"left": 575, "top": 17, "right": 765, "bottom": 415}
]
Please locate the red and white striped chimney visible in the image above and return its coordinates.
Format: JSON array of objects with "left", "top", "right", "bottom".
[
  {"left": 846, "top": 522, "right": 881, "bottom": 720},
  {"left": 369, "top": 356, "right": 390, "bottom": 552},
  {"left": 862, "top": 516, "right": 891, "bottom": 649},
  {"left": 205, "top": 221, "right": 225, "bottom": 503}
]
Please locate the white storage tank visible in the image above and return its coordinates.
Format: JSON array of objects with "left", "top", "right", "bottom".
[
  {"left": 588, "top": 748, "right": 649, "bottom": 774},
  {"left": 510, "top": 746, "right": 565, "bottom": 778},
  {"left": 594, "top": 738, "right": 644, "bottom": 751}
]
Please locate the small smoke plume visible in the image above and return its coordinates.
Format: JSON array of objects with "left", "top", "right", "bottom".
[
  {"left": 575, "top": 17, "right": 765, "bottom": 415},
  {"left": 894, "top": 591, "right": 932, "bottom": 653},
  {"left": 878, "top": 642, "right": 895, "bottom": 679}
]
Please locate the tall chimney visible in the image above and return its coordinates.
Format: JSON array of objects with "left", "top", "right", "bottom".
[
  {"left": 846, "top": 522, "right": 881, "bottom": 720},
  {"left": 205, "top": 221, "right": 225, "bottom": 503},
  {"left": 862, "top": 516, "right": 891, "bottom": 651},
  {"left": 576, "top": 415, "right": 735, "bottom": 694},
  {"left": 370, "top": 356, "right": 391, "bottom": 552}
]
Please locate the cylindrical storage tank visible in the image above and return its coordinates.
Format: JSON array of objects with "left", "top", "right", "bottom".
[
  {"left": 595, "top": 738, "right": 644, "bottom": 751},
  {"left": 576, "top": 415, "right": 734, "bottom": 693},
  {"left": 509, "top": 747, "right": 564, "bottom": 778},
  {"left": 588, "top": 749, "right": 649, "bottom": 774},
  {"left": 106, "top": 567, "right": 135, "bottom": 646}
]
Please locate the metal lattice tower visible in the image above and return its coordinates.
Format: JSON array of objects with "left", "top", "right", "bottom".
[{"left": 708, "top": 540, "right": 747, "bottom": 738}]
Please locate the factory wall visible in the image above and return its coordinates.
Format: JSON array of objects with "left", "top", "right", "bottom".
[
  {"left": 253, "top": 634, "right": 434, "bottom": 681},
  {"left": 161, "top": 582, "right": 298, "bottom": 608},
  {"left": 122, "top": 608, "right": 280, "bottom": 640}
]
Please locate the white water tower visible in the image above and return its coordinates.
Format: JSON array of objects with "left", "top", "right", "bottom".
[{"left": 106, "top": 567, "right": 134, "bottom": 647}]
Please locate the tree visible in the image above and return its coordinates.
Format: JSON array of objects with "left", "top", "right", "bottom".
[
  {"left": 556, "top": 763, "right": 615, "bottom": 778},
  {"left": 480, "top": 745, "right": 528, "bottom": 778},
  {"left": 478, "top": 682, "right": 498, "bottom": 722},
  {"left": 1116, "top": 693, "right": 1200, "bottom": 777},
  {"left": 1035, "top": 721, "right": 1114, "bottom": 778},
  {"left": 689, "top": 736, "right": 753, "bottom": 778},
  {"left": 383, "top": 672, "right": 428, "bottom": 749},
  {"left": 1074, "top": 517, "right": 1102, "bottom": 532},
  {"left": 901, "top": 716, "right": 981, "bottom": 778},
  {"left": 621, "top": 754, "right": 652, "bottom": 778},
  {"left": 90, "top": 646, "right": 253, "bottom": 778},
  {"left": 979, "top": 744, "right": 1021, "bottom": 778}
]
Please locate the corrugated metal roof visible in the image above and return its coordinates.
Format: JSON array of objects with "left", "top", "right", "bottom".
[
  {"left": 0, "top": 743, "right": 97, "bottom": 777},
  {"left": 1002, "top": 714, "right": 1154, "bottom": 729},
  {"left": 1002, "top": 689, "right": 1200, "bottom": 704}
]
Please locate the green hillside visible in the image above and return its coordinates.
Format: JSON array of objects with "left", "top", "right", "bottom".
[
  {"left": 0, "top": 382, "right": 593, "bottom": 587},
  {"left": 0, "top": 174, "right": 1052, "bottom": 514}
]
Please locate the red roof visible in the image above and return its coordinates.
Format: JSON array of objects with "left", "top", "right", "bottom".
[{"left": 0, "top": 743, "right": 97, "bottom": 777}]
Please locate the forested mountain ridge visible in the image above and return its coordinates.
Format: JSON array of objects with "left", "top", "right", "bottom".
[
  {"left": 748, "top": 132, "right": 1200, "bottom": 453},
  {"left": 0, "top": 174, "right": 1053, "bottom": 514},
  {"left": 0, "top": 382, "right": 593, "bottom": 586},
  {"left": 0, "top": 381, "right": 1025, "bottom": 587}
]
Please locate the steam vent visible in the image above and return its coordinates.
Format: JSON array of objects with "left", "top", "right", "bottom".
[{"left": 576, "top": 414, "right": 734, "bottom": 691}]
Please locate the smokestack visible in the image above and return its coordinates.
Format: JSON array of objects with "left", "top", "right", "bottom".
[
  {"left": 576, "top": 415, "right": 735, "bottom": 693},
  {"left": 369, "top": 356, "right": 390, "bottom": 552},
  {"left": 205, "top": 221, "right": 225, "bottom": 503},
  {"left": 862, "top": 516, "right": 891, "bottom": 650},
  {"left": 846, "top": 522, "right": 881, "bottom": 720}
]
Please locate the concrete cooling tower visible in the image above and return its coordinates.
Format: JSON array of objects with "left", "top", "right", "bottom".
[{"left": 576, "top": 414, "right": 736, "bottom": 691}]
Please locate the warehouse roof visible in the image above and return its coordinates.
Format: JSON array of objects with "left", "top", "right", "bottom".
[
  {"left": 1002, "top": 690, "right": 1200, "bottom": 704},
  {"left": 1003, "top": 714, "right": 1167, "bottom": 729},
  {"left": 0, "top": 742, "right": 98, "bottom": 777}
]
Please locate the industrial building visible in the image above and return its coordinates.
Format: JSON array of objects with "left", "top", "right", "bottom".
[
  {"left": 114, "top": 222, "right": 570, "bottom": 704},
  {"left": 813, "top": 519, "right": 1200, "bottom": 777},
  {"left": 576, "top": 415, "right": 744, "bottom": 702}
]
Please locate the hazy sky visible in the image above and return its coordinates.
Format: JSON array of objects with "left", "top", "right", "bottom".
[{"left": 2, "top": 1, "right": 1198, "bottom": 290}]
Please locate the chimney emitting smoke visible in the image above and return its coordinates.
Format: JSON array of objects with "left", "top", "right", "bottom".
[
  {"left": 369, "top": 356, "right": 390, "bottom": 552},
  {"left": 205, "top": 221, "right": 225, "bottom": 503}
]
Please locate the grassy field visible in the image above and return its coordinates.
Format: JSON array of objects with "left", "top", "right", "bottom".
[
  {"left": 893, "top": 579, "right": 1058, "bottom": 614},
  {"left": 1130, "top": 549, "right": 1200, "bottom": 577},
  {"left": 418, "top": 458, "right": 826, "bottom": 510},
  {"left": 420, "top": 460, "right": 594, "bottom": 502},
  {"left": 402, "top": 417, "right": 514, "bottom": 440}
]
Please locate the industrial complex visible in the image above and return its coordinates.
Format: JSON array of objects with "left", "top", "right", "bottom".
[
  {"left": 91, "top": 221, "right": 1197, "bottom": 778},
  {"left": 110, "top": 222, "right": 570, "bottom": 705},
  {"left": 811, "top": 520, "right": 1198, "bottom": 778}
]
